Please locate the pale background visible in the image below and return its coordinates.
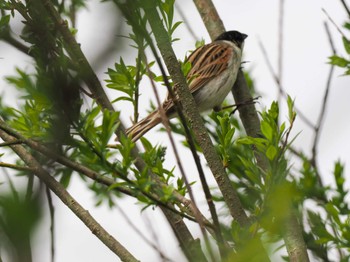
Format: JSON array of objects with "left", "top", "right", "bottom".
[{"left": 1, "top": 0, "right": 349, "bottom": 261}]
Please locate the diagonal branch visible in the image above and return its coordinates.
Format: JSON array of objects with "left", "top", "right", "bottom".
[
  {"left": 258, "top": 39, "right": 315, "bottom": 129},
  {"left": 142, "top": 0, "right": 249, "bottom": 228},
  {"left": 0, "top": 129, "right": 139, "bottom": 262}
]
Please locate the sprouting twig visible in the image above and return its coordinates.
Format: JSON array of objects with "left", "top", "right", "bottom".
[{"left": 0, "top": 119, "right": 205, "bottom": 224}]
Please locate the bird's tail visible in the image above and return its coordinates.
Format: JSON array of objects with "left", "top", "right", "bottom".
[{"left": 126, "top": 110, "right": 162, "bottom": 142}]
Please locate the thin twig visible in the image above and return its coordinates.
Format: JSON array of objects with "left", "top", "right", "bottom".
[
  {"left": 0, "top": 162, "right": 33, "bottom": 171},
  {"left": 258, "top": 39, "right": 315, "bottom": 128},
  {"left": 340, "top": 0, "right": 350, "bottom": 17},
  {"left": 133, "top": 51, "right": 142, "bottom": 123},
  {"left": 45, "top": 187, "right": 55, "bottom": 262},
  {"left": 278, "top": 0, "right": 285, "bottom": 84},
  {"left": 310, "top": 23, "right": 336, "bottom": 184},
  {"left": 114, "top": 203, "right": 172, "bottom": 262},
  {"left": 322, "top": 8, "right": 347, "bottom": 38},
  {"left": 312, "top": 22, "right": 345, "bottom": 260},
  {"left": 277, "top": 0, "right": 285, "bottom": 113},
  {"left": 2, "top": 34, "right": 30, "bottom": 55},
  {"left": 175, "top": 2, "right": 200, "bottom": 41},
  {"left": 143, "top": 212, "right": 168, "bottom": 262},
  {"left": 0, "top": 140, "right": 24, "bottom": 147}
]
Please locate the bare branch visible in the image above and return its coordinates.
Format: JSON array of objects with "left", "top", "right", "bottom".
[
  {"left": 258, "top": 39, "right": 315, "bottom": 128},
  {"left": 311, "top": 23, "right": 336, "bottom": 184},
  {"left": 278, "top": 0, "right": 285, "bottom": 82},
  {"left": 340, "top": 0, "right": 350, "bottom": 17},
  {"left": 45, "top": 187, "right": 55, "bottom": 262},
  {"left": 322, "top": 8, "right": 347, "bottom": 38},
  {"left": 114, "top": 203, "right": 172, "bottom": 262},
  {"left": 175, "top": 3, "right": 200, "bottom": 41}
]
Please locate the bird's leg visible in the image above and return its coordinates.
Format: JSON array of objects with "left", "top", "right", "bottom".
[{"left": 218, "top": 96, "right": 261, "bottom": 115}]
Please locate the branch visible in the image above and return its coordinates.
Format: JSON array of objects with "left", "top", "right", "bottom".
[
  {"left": 192, "top": 0, "right": 225, "bottom": 39},
  {"left": 31, "top": 2, "right": 207, "bottom": 257},
  {"left": 0, "top": 130, "right": 139, "bottom": 262},
  {"left": 311, "top": 22, "right": 336, "bottom": 180},
  {"left": 0, "top": 120, "right": 207, "bottom": 224},
  {"left": 142, "top": 0, "right": 249, "bottom": 227},
  {"left": 193, "top": 1, "right": 309, "bottom": 261},
  {"left": 258, "top": 39, "right": 315, "bottom": 129},
  {"left": 284, "top": 209, "right": 309, "bottom": 262},
  {"left": 340, "top": 0, "right": 350, "bottom": 17},
  {"left": 144, "top": 44, "right": 223, "bottom": 257},
  {"left": 45, "top": 187, "right": 55, "bottom": 262}
]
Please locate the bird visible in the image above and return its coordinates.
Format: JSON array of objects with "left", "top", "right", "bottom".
[{"left": 126, "top": 30, "right": 247, "bottom": 141}]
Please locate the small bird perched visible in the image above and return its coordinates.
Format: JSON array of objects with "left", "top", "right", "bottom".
[{"left": 126, "top": 30, "right": 247, "bottom": 141}]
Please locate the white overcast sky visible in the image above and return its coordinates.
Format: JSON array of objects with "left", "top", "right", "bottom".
[{"left": 1, "top": 1, "right": 350, "bottom": 261}]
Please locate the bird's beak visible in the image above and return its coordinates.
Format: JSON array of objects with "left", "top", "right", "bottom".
[{"left": 242, "top": 34, "right": 248, "bottom": 40}]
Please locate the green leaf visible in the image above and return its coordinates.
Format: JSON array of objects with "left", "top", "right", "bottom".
[
  {"left": 329, "top": 55, "right": 349, "bottom": 68},
  {"left": 344, "top": 22, "right": 350, "bottom": 31},
  {"left": 261, "top": 120, "right": 273, "bottom": 141},
  {"left": 325, "top": 203, "right": 341, "bottom": 225},
  {"left": 266, "top": 145, "right": 277, "bottom": 160},
  {"left": 287, "top": 95, "right": 296, "bottom": 122},
  {"left": 0, "top": 14, "right": 10, "bottom": 29},
  {"left": 342, "top": 37, "right": 350, "bottom": 54}
]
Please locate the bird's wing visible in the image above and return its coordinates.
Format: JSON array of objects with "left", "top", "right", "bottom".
[
  {"left": 161, "top": 41, "right": 233, "bottom": 113},
  {"left": 186, "top": 42, "right": 233, "bottom": 94}
]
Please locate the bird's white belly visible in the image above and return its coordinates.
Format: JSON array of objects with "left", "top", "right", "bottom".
[{"left": 194, "top": 68, "right": 237, "bottom": 112}]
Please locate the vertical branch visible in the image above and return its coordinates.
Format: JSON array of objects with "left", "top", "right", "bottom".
[
  {"left": 133, "top": 51, "right": 143, "bottom": 123},
  {"left": 142, "top": 0, "right": 249, "bottom": 227},
  {"left": 277, "top": 0, "right": 285, "bottom": 111},
  {"left": 284, "top": 209, "right": 310, "bottom": 262},
  {"left": 278, "top": 0, "right": 285, "bottom": 83},
  {"left": 311, "top": 22, "right": 336, "bottom": 178},
  {"left": 193, "top": 1, "right": 310, "bottom": 261},
  {"left": 45, "top": 187, "right": 55, "bottom": 262},
  {"left": 143, "top": 54, "right": 216, "bottom": 257},
  {"left": 192, "top": 0, "right": 225, "bottom": 39},
  {"left": 142, "top": 24, "right": 225, "bottom": 258}
]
